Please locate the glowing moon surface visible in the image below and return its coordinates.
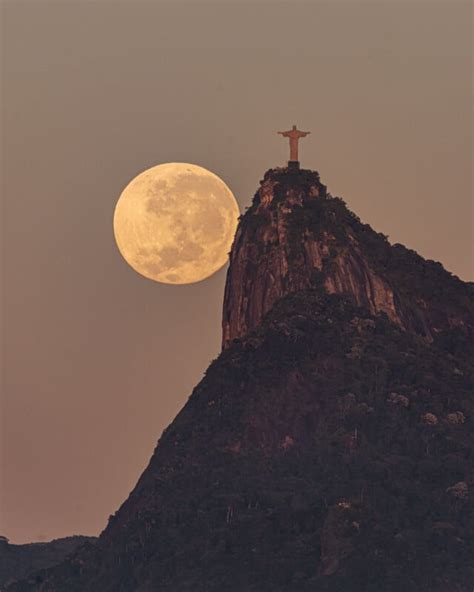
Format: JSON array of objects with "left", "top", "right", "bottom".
[{"left": 113, "top": 163, "right": 240, "bottom": 284}]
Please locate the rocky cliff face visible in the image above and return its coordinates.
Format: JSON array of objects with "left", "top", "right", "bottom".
[
  {"left": 223, "top": 167, "right": 472, "bottom": 348},
  {"left": 8, "top": 166, "right": 474, "bottom": 592}
]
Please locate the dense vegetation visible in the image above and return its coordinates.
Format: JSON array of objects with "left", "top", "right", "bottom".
[{"left": 9, "top": 287, "right": 473, "bottom": 591}]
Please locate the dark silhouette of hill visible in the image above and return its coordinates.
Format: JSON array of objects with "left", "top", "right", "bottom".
[
  {"left": 8, "top": 167, "right": 473, "bottom": 591},
  {"left": 0, "top": 536, "right": 95, "bottom": 590}
]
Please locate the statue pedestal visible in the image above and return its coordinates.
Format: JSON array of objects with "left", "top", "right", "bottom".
[{"left": 288, "top": 160, "right": 300, "bottom": 170}]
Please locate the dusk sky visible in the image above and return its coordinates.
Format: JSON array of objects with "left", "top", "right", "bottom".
[{"left": 2, "top": 1, "right": 472, "bottom": 543}]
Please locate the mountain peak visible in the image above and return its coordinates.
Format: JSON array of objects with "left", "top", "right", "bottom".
[
  {"left": 250, "top": 166, "right": 327, "bottom": 208},
  {"left": 222, "top": 168, "right": 472, "bottom": 349}
]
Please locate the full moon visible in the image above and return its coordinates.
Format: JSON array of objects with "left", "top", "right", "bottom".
[{"left": 113, "top": 163, "right": 240, "bottom": 284}]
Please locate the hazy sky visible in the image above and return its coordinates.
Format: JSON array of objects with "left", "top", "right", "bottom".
[{"left": 2, "top": 1, "right": 472, "bottom": 544}]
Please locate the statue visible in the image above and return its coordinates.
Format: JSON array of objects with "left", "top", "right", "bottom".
[{"left": 277, "top": 125, "right": 311, "bottom": 163}]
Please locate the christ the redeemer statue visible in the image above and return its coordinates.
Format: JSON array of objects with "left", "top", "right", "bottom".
[{"left": 277, "top": 125, "right": 311, "bottom": 166}]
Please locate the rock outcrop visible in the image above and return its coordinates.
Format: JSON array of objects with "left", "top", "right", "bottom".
[{"left": 223, "top": 167, "right": 473, "bottom": 348}]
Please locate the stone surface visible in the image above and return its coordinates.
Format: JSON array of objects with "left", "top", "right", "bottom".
[{"left": 222, "top": 168, "right": 473, "bottom": 349}]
